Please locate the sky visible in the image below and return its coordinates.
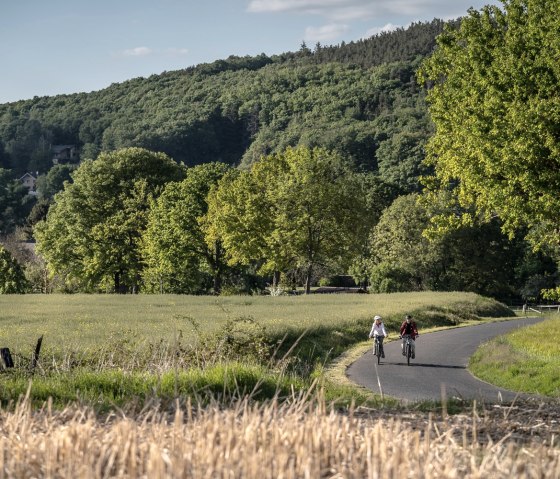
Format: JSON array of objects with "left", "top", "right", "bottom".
[{"left": 0, "top": 0, "right": 501, "bottom": 104}]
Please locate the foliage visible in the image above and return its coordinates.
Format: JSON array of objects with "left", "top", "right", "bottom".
[
  {"left": 542, "top": 287, "right": 560, "bottom": 301},
  {"left": 0, "top": 21, "right": 442, "bottom": 178},
  {"left": 419, "top": 0, "right": 560, "bottom": 250},
  {"left": 0, "top": 244, "right": 28, "bottom": 293},
  {"left": 34, "top": 148, "right": 184, "bottom": 292},
  {"left": 35, "top": 164, "right": 76, "bottom": 200},
  {"left": 141, "top": 162, "right": 232, "bottom": 294},
  {"left": 206, "top": 146, "right": 370, "bottom": 293},
  {"left": 0, "top": 22, "right": 448, "bottom": 244},
  {"left": 363, "top": 194, "right": 532, "bottom": 298},
  {"left": 0, "top": 168, "right": 35, "bottom": 236}
]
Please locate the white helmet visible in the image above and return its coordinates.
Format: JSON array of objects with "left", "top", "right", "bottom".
[{"left": 374, "top": 315, "right": 382, "bottom": 322}]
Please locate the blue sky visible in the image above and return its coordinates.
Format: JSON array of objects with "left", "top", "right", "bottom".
[{"left": 0, "top": 0, "right": 500, "bottom": 104}]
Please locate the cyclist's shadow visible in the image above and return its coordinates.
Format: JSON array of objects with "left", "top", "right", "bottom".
[{"left": 386, "top": 362, "right": 466, "bottom": 369}]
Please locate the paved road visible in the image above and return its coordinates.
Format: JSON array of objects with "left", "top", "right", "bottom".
[{"left": 347, "top": 317, "right": 545, "bottom": 402}]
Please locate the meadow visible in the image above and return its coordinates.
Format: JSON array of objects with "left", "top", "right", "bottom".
[
  {"left": 0, "top": 291, "right": 509, "bottom": 351},
  {"left": 1, "top": 293, "right": 557, "bottom": 477},
  {"left": 0, "top": 291, "right": 513, "bottom": 409},
  {"left": 469, "top": 315, "right": 560, "bottom": 397}
]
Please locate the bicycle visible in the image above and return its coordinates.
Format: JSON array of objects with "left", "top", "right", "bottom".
[
  {"left": 373, "top": 335, "right": 385, "bottom": 364},
  {"left": 401, "top": 334, "right": 415, "bottom": 366}
]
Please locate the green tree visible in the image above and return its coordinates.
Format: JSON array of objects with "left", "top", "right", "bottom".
[
  {"left": 367, "top": 194, "right": 441, "bottom": 292},
  {"left": 366, "top": 194, "right": 527, "bottom": 298},
  {"left": 0, "top": 168, "right": 35, "bottom": 236},
  {"left": 0, "top": 244, "right": 28, "bottom": 293},
  {"left": 207, "top": 146, "right": 369, "bottom": 293},
  {"left": 36, "top": 164, "right": 76, "bottom": 200},
  {"left": 205, "top": 162, "right": 284, "bottom": 288},
  {"left": 142, "top": 162, "right": 232, "bottom": 294},
  {"left": 418, "top": 0, "right": 560, "bottom": 249},
  {"left": 35, "top": 148, "right": 184, "bottom": 292}
]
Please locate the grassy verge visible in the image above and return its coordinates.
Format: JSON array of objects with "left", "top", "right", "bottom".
[{"left": 469, "top": 315, "right": 560, "bottom": 397}]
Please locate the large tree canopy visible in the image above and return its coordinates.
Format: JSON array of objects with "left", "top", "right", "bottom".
[
  {"left": 206, "top": 146, "right": 370, "bottom": 293},
  {"left": 141, "top": 162, "right": 232, "bottom": 294},
  {"left": 418, "top": 0, "right": 560, "bottom": 248},
  {"left": 364, "top": 194, "right": 528, "bottom": 298},
  {"left": 35, "top": 148, "right": 184, "bottom": 292}
]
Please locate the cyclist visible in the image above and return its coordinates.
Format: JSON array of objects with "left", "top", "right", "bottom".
[
  {"left": 368, "top": 315, "right": 387, "bottom": 358},
  {"left": 399, "top": 314, "right": 419, "bottom": 358}
]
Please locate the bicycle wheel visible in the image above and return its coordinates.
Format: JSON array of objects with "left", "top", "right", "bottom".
[
  {"left": 406, "top": 341, "right": 411, "bottom": 366},
  {"left": 377, "top": 342, "right": 381, "bottom": 364}
]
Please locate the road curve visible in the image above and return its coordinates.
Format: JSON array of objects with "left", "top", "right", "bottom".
[{"left": 346, "top": 317, "right": 545, "bottom": 402}]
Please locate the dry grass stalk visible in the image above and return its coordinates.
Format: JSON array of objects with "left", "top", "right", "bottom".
[{"left": 0, "top": 394, "right": 558, "bottom": 478}]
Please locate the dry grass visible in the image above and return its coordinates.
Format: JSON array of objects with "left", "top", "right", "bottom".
[{"left": 1, "top": 392, "right": 558, "bottom": 478}]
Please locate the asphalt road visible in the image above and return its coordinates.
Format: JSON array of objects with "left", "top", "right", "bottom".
[{"left": 346, "top": 317, "right": 545, "bottom": 402}]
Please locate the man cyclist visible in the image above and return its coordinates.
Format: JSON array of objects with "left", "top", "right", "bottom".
[
  {"left": 399, "top": 314, "right": 419, "bottom": 358},
  {"left": 368, "top": 315, "right": 387, "bottom": 358}
]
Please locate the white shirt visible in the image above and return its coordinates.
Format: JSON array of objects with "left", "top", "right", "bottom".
[{"left": 369, "top": 321, "right": 387, "bottom": 338}]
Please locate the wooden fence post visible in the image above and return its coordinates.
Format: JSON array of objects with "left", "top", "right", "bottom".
[
  {"left": 1, "top": 348, "right": 14, "bottom": 369},
  {"left": 30, "top": 335, "right": 43, "bottom": 373}
]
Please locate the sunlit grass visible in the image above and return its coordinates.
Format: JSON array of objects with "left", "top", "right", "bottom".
[
  {"left": 0, "top": 292, "right": 509, "bottom": 353},
  {"left": 469, "top": 315, "right": 560, "bottom": 396},
  {"left": 0, "top": 292, "right": 513, "bottom": 409},
  {"left": 507, "top": 317, "right": 560, "bottom": 359}
]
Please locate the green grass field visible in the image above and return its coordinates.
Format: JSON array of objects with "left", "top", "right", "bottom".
[
  {"left": 0, "top": 291, "right": 509, "bottom": 352},
  {"left": 0, "top": 291, "right": 513, "bottom": 408},
  {"left": 469, "top": 315, "right": 560, "bottom": 397}
]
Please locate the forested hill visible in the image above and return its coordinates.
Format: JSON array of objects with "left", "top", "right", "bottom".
[{"left": 0, "top": 19, "right": 452, "bottom": 189}]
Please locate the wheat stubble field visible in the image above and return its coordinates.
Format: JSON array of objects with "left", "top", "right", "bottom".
[{"left": 1, "top": 394, "right": 559, "bottom": 478}]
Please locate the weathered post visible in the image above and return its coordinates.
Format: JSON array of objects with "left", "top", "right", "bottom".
[
  {"left": 1, "top": 348, "right": 14, "bottom": 368},
  {"left": 30, "top": 335, "right": 43, "bottom": 373}
]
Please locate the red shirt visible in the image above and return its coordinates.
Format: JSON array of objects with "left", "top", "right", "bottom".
[{"left": 400, "top": 320, "right": 418, "bottom": 338}]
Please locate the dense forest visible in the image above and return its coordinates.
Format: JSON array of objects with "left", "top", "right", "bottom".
[
  {"left": 0, "top": 16, "right": 558, "bottom": 300},
  {"left": 0, "top": 20, "right": 448, "bottom": 177}
]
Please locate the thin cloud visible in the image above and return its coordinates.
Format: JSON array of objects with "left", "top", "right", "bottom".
[
  {"left": 364, "top": 23, "right": 401, "bottom": 37},
  {"left": 114, "top": 47, "right": 189, "bottom": 59},
  {"left": 248, "top": 0, "right": 472, "bottom": 21},
  {"left": 249, "top": 0, "right": 351, "bottom": 13},
  {"left": 305, "top": 23, "right": 349, "bottom": 42},
  {"left": 121, "top": 47, "right": 153, "bottom": 57}
]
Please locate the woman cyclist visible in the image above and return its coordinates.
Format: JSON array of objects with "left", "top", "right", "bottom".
[{"left": 368, "top": 315, "right": 387, "bottom": 358}]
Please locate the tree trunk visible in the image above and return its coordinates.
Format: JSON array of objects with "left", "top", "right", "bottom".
[
  {"left": 304, "top": 264, "right": 313, "bottom": 295},
  {"left": 114, "top": 271, "right": 127, "bottom": 294},
  {"left": 212, "top": 240, "right": 223, "bottom": 295},
  {"left": 272, "top": 271, "right": 280, "bottom": 289}
]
